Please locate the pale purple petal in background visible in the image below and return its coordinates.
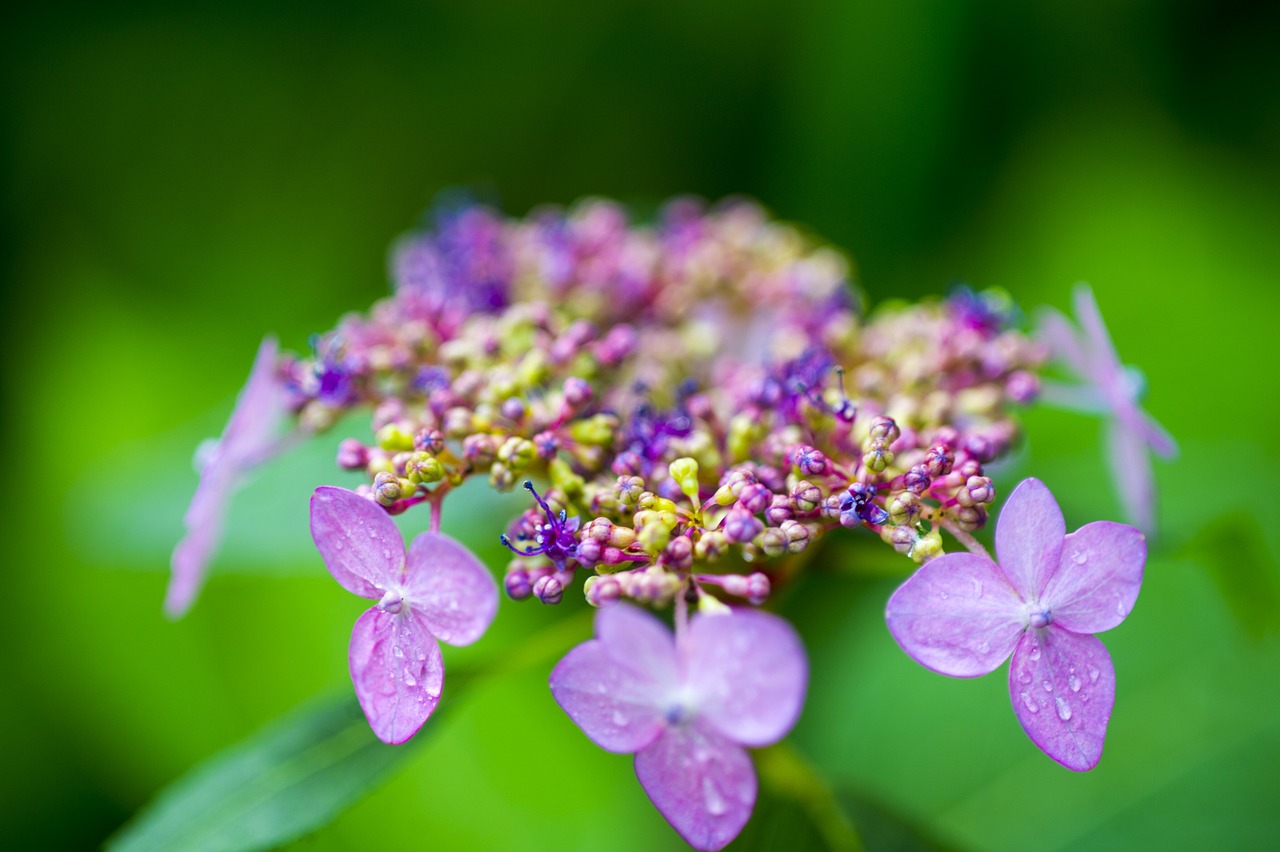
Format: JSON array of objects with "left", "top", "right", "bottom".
[
  {"left": 1037, "top": 306, "right": 1090, "bottom": 377},
  {"left": 1008, "top": 627, "right": 1115, "bottom": 772},
  {"left": 885, "top": 552, "right": 1026, "bottom": 677},
  {"left": 1106, "top": 419, "right": 1156, "bottom": 534},
  {"left": 634, "top": 723, "right": 756, "bottom": 852},
  {"left": 404, "top": 531, "right": 498, "bottom": 646},
  {"left": 1071, "top": 283, "right": 1122, "bottom": 383},
  {"left": 994, "top": 478, "right": 1066, "bottom": 597},
  {"left": 166, "top": 337, "right": 288, "bottom": 618},
  {"left": 1045, "top": 522, "right": 1145, "bottom": 634},
  {"left": 683, "top": 610, "right": 807, "bottom": 747},
  {"left": 550, "top": 640, "right": 669, "bottom": 754},
  {"left": 310, "top": 486, "right": 402, "bottom": 599},
  {"left": 348, "top": 607, "right": 445, "bottom": 745}
]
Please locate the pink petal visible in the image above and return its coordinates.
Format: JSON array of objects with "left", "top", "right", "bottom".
[
  {"left": 885, "top": 552, "right": 1026, "bottom": 677},
  {"left": 404, "top": 531, "right": 498, "bottom": 647},
  {"left": 549, "top": 640, "right": 669, "bottom": 754},
  {"left": 683, "top": 610, "right": 807, "bottom": 747},
  {"left": 995, "top": 478, "right": 1066, "bottom": 598},
  {"left": 1071, "top": 283, "right": 1122, "bottom": 386},
  {"left": 1113, "top": 400, "right": 1178, "bottom": 460},
  {"left": 634, "top": 722, "right": 756, "bottom": 851},
  {"left": 309, "top": 487, "right": 403, "bottom": 599},
  {"left": 1043, "top": 521, "right": 1145, "bottom": 634},
  {"left": 1105, "top": 420, "right": 1155, "bottom": 534},
  {"left": 349, "top": 606, "right": 444, "bottom": 745},
  {"left": 1008, "top": 627, "right": 1115, "bottom": 771}
]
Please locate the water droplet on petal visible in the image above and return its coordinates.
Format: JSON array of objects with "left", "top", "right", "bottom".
[
  {"left": 978, "top": 640, "right": 990, "bottom": 654},
  {"left": 939, "top": 591, "right": 949, "bottom": 600},
  {"left": 1073, "top": 550, "right": 1088, "bottom": 565},
  {"left": 1020, "top": 672, "right": 1033, "bottom": 685},
  {"left": 596, "top": 683, "right": 608, "bottom": 694},
  {"left": 703, "top": 777, "right": 727, "bottom": 816},
  {"left": 1088, "top": 665, "right": 1101, "bottom": 683},
  {"left": 612, "top": 709, "right": 628, "bottom": 727},
  {"left": 1029, "top": 645, "right": 1042, "bottom": 661},
  {"left": 1068, "top": 674, "right": 1082, "bottom": 693},
  {"left": 393, "top": 645, "right": 404, "bottom": 658},
  {"left": 1056, "top": 695, "right": 1072, "bottom": 721},
  {"left": 971, "top": 579, "right": 983, "bottom": 597},
  {"left": 1116, "top": 598, "right": 1127, "bottom": 617},
  {"left": 1042, "top": 680, "right": 1054, "bottom": 692},
  {"left": 405, "top": 673, "right": 417, "bottom": 687},
  {"left": 1021, "top": 692, "right": 1039, "bottom": 713}
]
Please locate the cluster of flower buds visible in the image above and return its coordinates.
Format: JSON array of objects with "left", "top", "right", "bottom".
[
  {"left": 173, "top": 196, "right": 1161, "bottom": 849},
  {"left": 272, "top": 198, "right": 1044, "bottom": 613}
]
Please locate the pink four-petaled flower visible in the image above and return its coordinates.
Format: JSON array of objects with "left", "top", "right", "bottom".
[
  {"left": 885, "top": 477, "right": 1145, "bottom": 771},
  {"left": 310, "top": 486, "right": 498, "bottom": 744},
  {"left": 168, "top": 336, "right": 290, "bottom": 618},
  {"left": 550, "top": 604, "right": 807, "bottom": 851},
  {"left": 1038, "top": 283, "right": 1177, "bottom": 533}
]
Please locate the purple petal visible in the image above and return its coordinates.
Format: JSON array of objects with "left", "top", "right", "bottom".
[
  {"left": 634, "top": 723, "right": 756, "bottom": 851},
  {"left": 1113, "top": 400, "right": 1178, "bottom": 460},
  {"left": 1035, "top": 380, "right": 1107, "bottom": 414},
  {"left": 310, "top": 487, "right": 403, "bottom": 599},
  {"left": 349, "top": 606, "right": 445, "bottom": 745},
  {"left": 995, "top": 478, "right": 1066, "bottom": 598},
  {"left": 683, "top": 610, "right": 807, "bottom": 747},
  {"left": 1105, "top": 420, "right": 1156, "bottom": 534},
  {"left": 549, "top": 639, "right": 669, "bottom": 754},
  {"left": 885, "top": 552, "right": 1026, "bottom": 677},
  {"left": 1071, "top": 283, "right": 1122, "bottom": 385},
  {"left": 1008, "top": 627, "right": 1115, "bottom": 771},
  {"left": 404, "top": 531, "right": 498, "bottom": 646},
  {"left": 1043, "top": 521, "right": 1145, "bottom": 634}
]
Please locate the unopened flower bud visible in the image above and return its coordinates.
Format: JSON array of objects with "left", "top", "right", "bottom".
[
  {"left": 952, "top": 504, "right": 987, "bottom": 531},
  {"left": 663, "top": 535, "right": 693, "bottom": 571},
  {"left": 443, "top": 407, "right": 474, "bottom": 438},
  {"left": 790, "top": 481, "right": 822, "bottom": 514},
  {"left": 489, "top": 462, "right": 515, "bottom": 491},
  {"left": 614, "top": 475, "right": 645, "bottom": 506},
  {"left": 779, "top": 519, "right": 810, "bottom": 553},
  {"left": 533, "top": 431, "right": 560, "bottom": 460},
  {"left": 737, "top": 482, "right": 771, "bottom": 514},
  {"left": 563, "top": 376, "right": 593, "bottom": 407},
  {"left": 462, "top": 433, "right": 497, "bottom": 465},
  {"left": 584, "top": 574, "right": 621, "bottom": 607},
  {"left": 903, "top": 465, "right": 931, "bottom": 494},
  {"left": 505, "top": 567, "right": 533, "bottom": 600},
  {"left": 694, "top": 531, "right": 728, "bottom": 561},
  {"left": 910, "top": 528, "right": 944, "bottom": 564},
  {"left": 721, "top": 508, "right": 764, "bottom": 544},
  {"left": 375, "top": 422, "right": 415, "bottom": 452},
  {"left": 668, "top": 457, "right": 701, "bottom": 505},
  {"left": 756, "top": 527, "right": 789, "bottom": 558},
  {"left": 868, "top": 416, "right": 900, "bottom": 443},
  {"left": 407, "top": 452, "right": 445, "bottom": 484},
  {"left": 789, "top": 444, "right": 828, "bottom": 476},
  {"left": 373, "top": 471, "right": 404, "bottom": 507},
  {"left": 889, "top": 492, "right": 921, "bottom": 525},
  {"left": 957, "top": 475, "right": 994, "bottom": 507},
  {"left": 413, "top": 428, "right": 446, "bottom": 454},
  {"left": 924, "top": 445, "right": 953, "bottom": 477},
  {"left": 337, "top": 439, "right": 369, "bottom": 470},
  {"left": 862, "top": 445, "right": 894, "bottom": 473},
  {"left": 497, "top": 436, "right": 537, "bottom": 471},
  {"left": 765, "top": 494, "right": 794, "bottom": 526},
  {"left": 887, "top": 524, "right": 919, "bottom": 555},
  {"left": 638, "top": 520, "right": 671, "bottom": 556},
  {"left": 533, "top": 574, "right": 563, "bottom": 605}
]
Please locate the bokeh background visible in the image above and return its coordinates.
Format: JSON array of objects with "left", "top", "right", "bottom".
[{"left": 4, "top": 1, "right": 1279, "bottom": 849}]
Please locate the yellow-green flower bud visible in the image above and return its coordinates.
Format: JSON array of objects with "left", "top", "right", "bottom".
[
  {"left": 548, "top": 457, "right": 585, "bottom": 499},
  {"left": 375, "top": 422, "right": 415, "bottom": 452},
  {"left": 910, "top": 528, "right": 943, "bottom": 564},
  {"left": 638, "top": 521, "right": 671, "bottom": 556},
  {"left": 407, "top": 452, "right": 445, "bottom": 484},
  {"left": 668, "top": 457, "right": 700, "bottom": 504}
]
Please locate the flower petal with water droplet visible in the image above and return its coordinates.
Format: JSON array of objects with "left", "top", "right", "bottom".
[
  {"left": 404, "top": 531, "right": 498, "bottom": 646},
  {"left": 348, "top": 607, "right": 444, "bottom": 745},
  {"left": 1008, "top": 627, "right": 1115, "bottom": 771},
  {"left": 1043, "top": 521, "right": 1145, "bottom": 634},
  {"left": 310, "top": 487, "right": 404, "bottom": 599}
]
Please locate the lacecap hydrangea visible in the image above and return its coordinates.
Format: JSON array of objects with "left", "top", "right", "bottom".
[{"left": 171, "top": 196, "right": 1169, "bottom": 850}]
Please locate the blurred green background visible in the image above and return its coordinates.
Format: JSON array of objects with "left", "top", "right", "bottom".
[{"left": 4, "top": 0, "right": 1279, "bottom": 849}]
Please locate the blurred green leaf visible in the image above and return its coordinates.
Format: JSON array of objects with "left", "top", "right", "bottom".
[
  {"left": 1183, "top": 514, "right": 1280, "bottom": 640},
  {"left": 106, "top": 691, "right": 424, "bottom": 852}
]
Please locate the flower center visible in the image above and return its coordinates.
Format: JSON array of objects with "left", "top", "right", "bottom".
[
  {"left": 377, "top": 588, "right": 405, "bottom": 615},
  {"left": 1026, "top": 604, "right": 1053, "bottom": 630}
]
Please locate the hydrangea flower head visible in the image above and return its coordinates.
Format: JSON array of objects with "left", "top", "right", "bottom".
[
  {"left": 550, "top": 604, "right": 807, "bottom": 850},
  {"left": 885, "top": 477, "right": 1145, "bottom": 770},
  {"left": 167, "top": 336, "right": 290, "bottom": 618},
  {"left": 1038, "top": 283, "right": 1177, "bottom": 532},
  {"left": 310, "top": 486, "right": 498, "bottom": 744}
]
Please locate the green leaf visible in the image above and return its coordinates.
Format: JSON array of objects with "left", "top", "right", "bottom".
[{"left": 107, "top": 691, "right": 430, "bottom": 852}]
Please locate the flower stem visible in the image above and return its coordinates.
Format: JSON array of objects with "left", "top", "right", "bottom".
[{"left": 940, "top": 520, "right": 992, "bottom": 560}]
